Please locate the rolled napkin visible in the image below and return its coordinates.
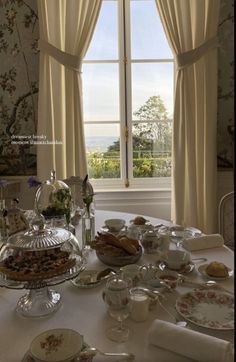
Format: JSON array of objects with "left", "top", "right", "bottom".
[
  {"left": 148, "top": 319, "right": 234, "bottom": 362},
  {"left": 182, "top": 233, "right": 224, "bottom": 251}
]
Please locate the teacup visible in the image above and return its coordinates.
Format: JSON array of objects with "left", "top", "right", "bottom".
[
  {"left": 104, "top": 218, "right": 126, "bottom": 232},
  {"left": 164, "top": 250, "right": 191, "bottom": 271},
  {"left": 156, "top": 270, "right": 180, "bottom": 289},
  {"left": 139, "top": 264, "right": 158, "bottom": 281},
  {"left": 30, "top": 328, "right": 83, "bottom": 362},
  {"left": 120, "top": 264, "right": 143, "bottom": 287}
]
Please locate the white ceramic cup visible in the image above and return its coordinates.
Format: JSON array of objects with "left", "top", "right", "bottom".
[
  {"left": 129, "top": 289, "right": 149, "bottom": 322},
  {"left": 157, "top": 270, "right": 180, "bottom": 289},
  {"left": 29, "top": 328, "right": 83, "bottom": 362},
  {"left": 104, "top": 218, "right": 126, "bottom": 232},
  {"left": 164, "top": 250, "right": 191, "bottom": 270},
  {"left": 120, "top": 264, "right": 142, "bottom": 287}
]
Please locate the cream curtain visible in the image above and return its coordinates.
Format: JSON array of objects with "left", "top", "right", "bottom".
[
  {"left": 155, "top": 0, "right": 220, "bottom": 233},
  {"left": 37, "top": 0, "right": 102, "bottom": 180}
]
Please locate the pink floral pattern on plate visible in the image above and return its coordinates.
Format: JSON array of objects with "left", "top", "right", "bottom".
[{"left": 176, "top": 290, "right": 234, "bottom": 330}]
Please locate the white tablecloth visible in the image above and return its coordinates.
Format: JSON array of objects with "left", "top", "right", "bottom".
[{"left": 0, "top": 210, "right": 234, "bottom": 362}]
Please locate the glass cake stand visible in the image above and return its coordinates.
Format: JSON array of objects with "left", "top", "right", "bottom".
[
  {"left": 0, "top": 255, "right": 85, "bottom": 318},
  {"left": 0, "top": 216, "right": 85, "bottom": 318}
]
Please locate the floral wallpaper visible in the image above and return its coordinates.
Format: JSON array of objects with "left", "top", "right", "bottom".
[
  {"left": 0, "top": 0, "right": 234, "bottom": 175},
  {"left": 217, "top": 0, "right": 234, "bottom": 169},
  {"left": 0, "top": 0, "right": 38, "bottom": 175}
]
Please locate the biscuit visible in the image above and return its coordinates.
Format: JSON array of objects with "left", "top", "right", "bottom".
[
  {"left": 119, "top": 237, "right": 138, "bottom": 255},
  {"left": 92, "top": 232, "right": 139, "bottom": 256},
  {"left": 132, "top": 216, "right": 147, "bottom": 225},
  {"left": 206, "top": 261, "right": 228, "bottom": 277}
]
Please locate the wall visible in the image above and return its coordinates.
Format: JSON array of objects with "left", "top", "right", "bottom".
[{"left": 0, "top": 0, "right": 38, "bottom": 175}]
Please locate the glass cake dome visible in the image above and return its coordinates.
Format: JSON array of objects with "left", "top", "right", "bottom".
[
  {"left": 0, "top": 214, "right": 84, "bottom": 318},
  {"left": 35, "top": 170, "right": 72, "bottom": 223}
]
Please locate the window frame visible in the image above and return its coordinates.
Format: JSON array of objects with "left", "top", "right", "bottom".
[{"left": 83, "top": 0, "right": 174, "bottom": 191}]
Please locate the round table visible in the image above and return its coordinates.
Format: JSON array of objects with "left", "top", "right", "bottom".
[{"left": 0, "top": 210, "right": 234, "bottom": 362}]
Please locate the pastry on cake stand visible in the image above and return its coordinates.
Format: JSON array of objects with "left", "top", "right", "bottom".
[{"left": 0, "top": 216, "right": 84, "bottom": 317}]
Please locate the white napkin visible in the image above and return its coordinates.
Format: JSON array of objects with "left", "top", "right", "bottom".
[
  {"left": 148, "top": 320, "right": 234, "bottom": 362},
  {"left": 182, "top": 233, "right": 224, "bottom": 251}
]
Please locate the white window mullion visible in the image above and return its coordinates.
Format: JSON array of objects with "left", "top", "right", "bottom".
[
  {"left": 124, "top": 0, "right": 133, "bottom": 187},
  {"left": 118, "top": 0, "right": 127, "bottom": 185}
]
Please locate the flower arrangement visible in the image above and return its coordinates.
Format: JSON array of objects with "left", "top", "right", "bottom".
[{"left": 27, "top": 176, "right": 42, "bottom": 188}]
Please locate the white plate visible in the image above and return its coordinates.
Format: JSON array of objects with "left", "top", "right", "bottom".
[
  {"left": 176, "top": 290, "right": 234, "bottom": 330},
  {"left": 100, "top": 226, "right": 126, "bottom": 234},
  {"left": 71, "top": 270, "right": 103, "bottom": 288},
  {"left": 198, "top": 263, "right": 233, "bottom": 280}
]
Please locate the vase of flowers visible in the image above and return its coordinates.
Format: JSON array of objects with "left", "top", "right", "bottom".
[{"left": 0, "top": 180, "right": 8, "bottom": 242}]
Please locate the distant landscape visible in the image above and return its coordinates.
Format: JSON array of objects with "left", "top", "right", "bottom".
[{"left": 86, "top": 136, "right": 118, "bottom": 152}]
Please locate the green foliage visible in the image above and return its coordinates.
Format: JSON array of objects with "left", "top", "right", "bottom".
[
  {"left": 88, "top": 95, "right": 172, "bottom": 179},
  {"left": 133, "top": 157, "right": 171, "bottom": 177},
  {"left": 88, "top": 152, "right": 120, "bottom": 179}
]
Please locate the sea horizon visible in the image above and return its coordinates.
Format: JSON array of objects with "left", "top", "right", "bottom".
[{"left": 86, "top": 136, "right": 118, "bottom": 152}]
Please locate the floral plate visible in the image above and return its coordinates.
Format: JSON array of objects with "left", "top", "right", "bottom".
[
  {"left": 198, "top": 263, "right": 234, "bottom": 280},
  {"left": 176, "top": 290, "right": 234, "bottom": 330}
]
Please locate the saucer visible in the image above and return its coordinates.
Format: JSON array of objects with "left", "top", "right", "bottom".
[
  {"left": 158, "top": 261, "right": 195, "bottom": 274},
  {"left": 100, "top": 226, "right": 126, "bottom": 234},
  {"left": 71, "top": 269, "right": 114, "bottom": 288},
  {"left": 170, "top": 226, "right": 202, "bottom": 240},
  {"left": 198, "top": 263, "right": 233, "bottom": 280},
  {"left": 22, "top": 342, "right": 89, "bottom": 362}
]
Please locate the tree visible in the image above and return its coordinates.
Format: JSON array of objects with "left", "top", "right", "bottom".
[
  {"left": 106, "top": 95, "right": 172, "bottom": 155},
  {"left": 133, "top": 95, "right": 172, "bottom": 151},
  {"left": 91, "top": 95, "right": 172, "bottom": 178}
]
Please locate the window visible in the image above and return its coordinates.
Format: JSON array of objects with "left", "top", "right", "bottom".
[{"left": 82, "top": 0, "right": 174, "bottom": 189}]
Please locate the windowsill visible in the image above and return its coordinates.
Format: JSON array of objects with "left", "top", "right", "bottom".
[{"left": 94, "top": 188, "right": 171, "bottom": 193}]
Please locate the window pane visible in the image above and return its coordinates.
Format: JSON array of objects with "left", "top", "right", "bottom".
[
  {"left": 132, "top": 62, "right": 174, "bottom": 120},
  {"left": 83, "top": 63, "right": 120, "bottom": 121},
  {"left": 130, "top": 0, "right": 173, "bottom": 59},
  {"left": 85, "top": 0, "right": 118, "bottom": 60},
  {"left": 132, "top": 122, "right": 172, "bottom": 178},
  {"left": 84, "top": 124, "right": 121, "bottom": 179}
]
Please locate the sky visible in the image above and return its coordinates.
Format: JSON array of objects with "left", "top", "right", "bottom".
[{"left": 82, "top": 0, "right": 173, "bottom": 138}]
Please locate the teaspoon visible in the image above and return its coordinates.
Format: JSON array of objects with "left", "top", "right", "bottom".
[
  {"left": 156, "top": 295, "right": 188, "bottom": 328},
  {"left": 78, "top": 347, "right": 135, "bottom": 360},
  {"left": 179, "top": 277, "right": 233, "bottom": 294}
]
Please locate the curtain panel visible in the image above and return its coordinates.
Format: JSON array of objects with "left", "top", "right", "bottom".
[
  {"left": 37, "top": 0, "right": 102, "bottom": 180},
  {"left": 156, "top": 0, "right": 220, "bottom": 233}
]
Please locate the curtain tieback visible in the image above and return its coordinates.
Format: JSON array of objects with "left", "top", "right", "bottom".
[
  {"left": 175, "top": 36, "right": 218, "bottom": 70},
  {"left": 38, "top": 39, "right": 82, "bottom": 72}
]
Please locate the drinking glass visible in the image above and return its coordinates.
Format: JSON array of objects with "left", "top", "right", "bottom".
[
  {"left": 170, "top": 226, "right": 198, "bottom": 249},
  {"left": 170, "top": 227, "right": 185, "bottom": 248},
  {"left": 103, "top": 276, "right": 131, "bottom": 342}
]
